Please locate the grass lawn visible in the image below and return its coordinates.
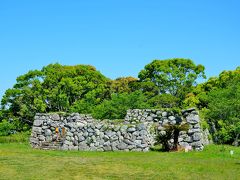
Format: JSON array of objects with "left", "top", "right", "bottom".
[{"left": 0, "top": 143, "right": 240, "bottom": 180}]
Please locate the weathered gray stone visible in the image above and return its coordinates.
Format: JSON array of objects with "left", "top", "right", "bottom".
[
  {"left": 30, "top": 137, "right": 39, "bottom": 144},
  {"left": 76, "top": 122, "right": 85, "bottom": 128},
  {"left": 183, "top": 136, "right": 192, "bottom": 143},
  {"left": 134, "top": 140, "right": 142, "bottom": 145},
  {"left": 168, "top": 116, "right": 175, "bottom": 121},
  {"left": 83, "top": 132, "right": 88, "bottom": 137},
  {"left": 105, "top": 131, "right": 115, "bottom": 137},
  {"left": 192, "top": 133, "right": 201, "bottom": 141},
  {"left": 42, "top": 126, "right": 48, "bottom": 130},
  {"left": 103, "top": 141, "right": 111, "bottom": 146},
  {"left": 139, "top": 130, "right": 147, "bottom": 136},
  {"left": 79, "top": 142, "right": 89, "bottom": 151},
  {"left": 162, "top": 119, "right": 169, "bottom": 126},
  {"left": 188, "top": 128, "right": 201, "bottom": 134},
  {"left": 181, "top": 108, "right": 196, "bottom": 114},
  {"left": 120, "top": 125, "right": 128, "bottom": 133},
  {"left": 103, "top": 146, "right": 112, "bottom": 151},
  {"left": 38, "top": 135, "right": 45, "bottom": 141},
  {"left": 34, "top": 120, "right": 43, "bottom": 127},
  {"left": 72, "top": 146, "right": 79, "bottom": 151},
  {"left": 136, "top": 144, "right": 148, "bottom": 148},
  {"left": 117, "top": 142, "right": 128, "bottom": 150},
  {"left": 186, "top": 114, "right": 200, "bottom": 124},
  {"left": 46, "top": 136, "right": 52, "bottom": 142},
  {"left": 190, "top": 141, "right": 203, "bottom": 149},
  {"left": 99, "top": 132, "right": 104, "bottom": 138},
  {"left": 32, "top": 127, "right": 42, "bottom": 134},
  {"left": 67, "top": 132, "right": 73, "bottom": 137},
  {"left": 45, "top": 129, "right": 52, "bottom": 136},
  {"left": 64, "top": 140, "right": 73, "bottom": 146},
  {"left": 127, "top": 127, "right": 136, "bottom": 133},
  {"left": 104, "top": 135, "right": 110, "bottom": 141},
  {"left": 51, "top": 114, "right": 60, "bottom": 121},
  {"left": 123, "top": 139, "right": 134, "bottom": 145},
  {"left": 110, "top": 135, "right": 118, "bottom": 142},
  {"left": 95, "top": 129, "right": 100, "bottom": 136},
  {"left": 178, "top": 137, "right": 183, "bottom": 142},
  {"left": 169, "top": 120, "right": 176, "bottom": 125},
  {"left": 179, "top": 142, "right": 189, "bottom": 147},
  {"left": 137, "top": 124, "right": 146, "bottom": 131},
  {"left": 78, "top": 135, "right": 86, "bottom": 142},
  {"left": 194, "top": 124, "right": 201, "bottom": 129},
  {"left": 62, "top": 144, "right": 69, "bottom": 151},
  {"left": 66, "top": 136, "right": 71, "bottom": 141},
  {"left": 87, "top": 128, "right": 94, "bottom": 133},
  {"left": 202, "top": 128, "right": 211, "bottom": 145},
  {"left": 146, "top": 116, "right": 153, "bottom": 121},
  {"left": 162, "top": 111, "right": 168, "bottom": 117}
]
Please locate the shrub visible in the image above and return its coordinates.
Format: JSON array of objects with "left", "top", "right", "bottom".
[{"left": 0, "top": 120, "right": 16, "bottom": 136}]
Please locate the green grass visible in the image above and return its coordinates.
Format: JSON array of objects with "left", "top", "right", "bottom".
[
  {"left": 0, "top": 132, "right": 30, "bottom": 143},
  {"left": 0, "top": 143, "right": 240, "bottom": 180}
]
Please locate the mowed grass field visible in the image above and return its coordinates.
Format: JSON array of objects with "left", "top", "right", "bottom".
[{"left": 0, "top": 143, "right": 240, "bottom": 180}]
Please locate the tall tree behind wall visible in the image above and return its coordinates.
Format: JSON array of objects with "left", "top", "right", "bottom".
[
  {"left": 1, "top": 63, "right": 110, "bottom": 129},
  {"left": 138, "top": 58, "right": 206, "bottom": 108}
]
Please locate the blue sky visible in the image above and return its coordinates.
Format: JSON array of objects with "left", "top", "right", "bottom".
[{"left": 0, "top": 0, "right": 240, "bottom": 99}]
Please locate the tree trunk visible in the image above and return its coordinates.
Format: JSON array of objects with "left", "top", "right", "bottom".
[{"left": 173, "top": 129, "right": 180, "bottom": 151}]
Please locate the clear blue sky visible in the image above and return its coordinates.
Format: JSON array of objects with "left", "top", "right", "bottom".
[{"left": 0, "top": 0, "right": 240, "bottom": 99}]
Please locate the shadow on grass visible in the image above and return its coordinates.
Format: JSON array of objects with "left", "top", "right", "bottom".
[{"left": 150, "top": 145, "right": 167, "bottom": 152}]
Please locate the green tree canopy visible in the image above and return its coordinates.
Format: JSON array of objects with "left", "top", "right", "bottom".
[
  {"left": 206, "top": 83, "right": 240, "bottom": 144},
  {"left": 110, "top": 77, "right": 137, "bottom": 94},
  {"left": 1, "top": 63, "right": 110, "bottom": 128},
  {"left": 138, "top": 58, "right": 206, "bottom": 103}
]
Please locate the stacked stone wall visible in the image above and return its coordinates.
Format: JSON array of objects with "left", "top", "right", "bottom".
[
  {"left": 30, "top": 113, "right": 152, "bottom": 151},
  {"left": 30, "top": 108, "right": 208, "bottom": 151},
  {"left": 125, "top": 108, "right": 205, "bottom": 151}
]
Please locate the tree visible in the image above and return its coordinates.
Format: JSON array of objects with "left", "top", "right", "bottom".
[
  {"left": 1, "top": 63, "right": 110, "bottom": 129},
  {"left": 206, "top": 84, "right": 240, "bottom": 144},
  {"left": 147, "top": 94, "right": 179, "bottom": 108},
  {"left": 130, "top": 81, "right": 159, "bottom": 99},
  {"left": 183, "top": 67, "right": 240, "bottom": 144},
  {"left": 138, "top": 58, "right": 206, "bottom": 105},
  {"left": 92, "top": 91, "right": 150, "bottom": 119},
  {"left": 110, "top": 77, "right": 137, "bottom": 94}
]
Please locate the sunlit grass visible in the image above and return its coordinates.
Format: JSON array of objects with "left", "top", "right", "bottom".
[{"left": 0, "top": 143, "right": 240, "bottom": 179}]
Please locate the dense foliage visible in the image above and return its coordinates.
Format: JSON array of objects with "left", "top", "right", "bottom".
[{"left": 0, "top": 59, "right": 240, "bottom": 146}]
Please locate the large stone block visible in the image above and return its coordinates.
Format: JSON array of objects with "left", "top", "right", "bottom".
[
  {"left": 117, "top": 142, "right": 128, "bottom": 150},
  {"left": 51, "top": 114, "right": 60, "bottom": 121},
  {"left": 30, "top": 137, "right": 39, "bottom": 144},
  {"left": 127, "top": 127, "right": 136, "bottom": 133},
  {"left": 45, "top": 129, "right": 52, "bottom": 136},
  {"left": 32, "top": 127, "right": 42, "bottom": 134},
  {"left": 186, "top": 114, "right": 200, "bottom": 124},
  {"left": 192, "top": 133, "right": 202, "bottom": 141},
  {"left": 33, "top": 120, "right": 43, "bottom": 127}
]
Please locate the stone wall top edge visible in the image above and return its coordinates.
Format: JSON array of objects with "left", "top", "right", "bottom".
[{"left": 127, "top": 107, "right": 197, "bottom": 114}]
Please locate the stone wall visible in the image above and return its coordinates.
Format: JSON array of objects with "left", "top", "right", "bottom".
[
  {"left": 125, "top": 108, "right": 206, "bottom": 151},
  {"left": 30, "top": 113, "right": 152, "bottom": 151},
  {"left": 30, "top": 108, "right": 208, "bottom": 151}
]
